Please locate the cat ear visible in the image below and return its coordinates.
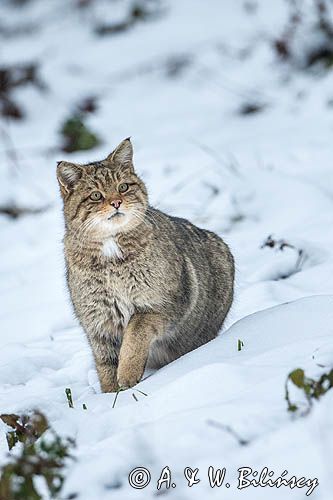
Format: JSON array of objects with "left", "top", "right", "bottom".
[
  {"left": 106, "top": 138, "right": 133, "bottom": 170},
  {"left": 57, "top": 161, "right": 82, "bottom": 194}
]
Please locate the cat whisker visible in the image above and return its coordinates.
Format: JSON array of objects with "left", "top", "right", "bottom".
[{"left": 70, "top": 215, "right": 101, "bottom": 243}]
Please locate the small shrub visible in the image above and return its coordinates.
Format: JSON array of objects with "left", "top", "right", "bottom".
[
  {"left": 0, "top": 411, "right": 76, "bottom": 500},
  {"left": 0, "top": 204, "right": 48, "bottom": 219},
  {"left": 274, "top": 0, "right": 333, "bottom": 70},
  {"left": 59, "top": 95, "right": 100, "bottom": 153},
  {"left": 95, "top": 0, "right": 164, "bottom": 36},
  {"left": 0, "top": 63, "right": 43, "bottom": 120},
  {"left": 238, "top": 101, "right": 267, "bottom": 116},
  {"left": 60, "top": 115, "right": 100, "bottom": 153},
  {"left": 261, "top": 235, "right": 305, "bottom": 276},
  {"left": 285, "top": 367, "right": 333, "bottom": 415}
]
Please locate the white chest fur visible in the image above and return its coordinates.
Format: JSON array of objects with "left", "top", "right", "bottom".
[{"left": 102, "top": 238, "right": 123, "bottom": 260}]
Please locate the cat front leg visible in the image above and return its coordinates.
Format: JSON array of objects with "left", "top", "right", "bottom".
[
  {"left": 90, "top": 334, "right": 121, "bottom": 393},
  {"left": 117, "top": 313, "right": 166, "bottom": 389},
  {"left": 96, "top": 361, "right": 118, "bottom": 393}
]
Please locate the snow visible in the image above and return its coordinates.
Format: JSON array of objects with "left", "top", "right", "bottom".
[{"left": 0, "top": 0, "right": 333, "bottom": 498}]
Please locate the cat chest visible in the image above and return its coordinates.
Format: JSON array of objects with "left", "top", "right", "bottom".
[{"left": 71, "top": 265, "right": 156, "bottom": 333}]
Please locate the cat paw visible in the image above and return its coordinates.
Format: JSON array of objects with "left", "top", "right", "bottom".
[
  {"left": 117, "top": 367, "right": 141, "bottom": 390},
  {"left": 100, "top": 380, "right": 119, "bottom": 393}
]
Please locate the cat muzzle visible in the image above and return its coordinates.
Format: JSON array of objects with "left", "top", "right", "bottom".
[{"left": 108, "top": 211, "right": 125, "bottom": 220}]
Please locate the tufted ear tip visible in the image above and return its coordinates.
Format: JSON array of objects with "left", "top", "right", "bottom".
[{"left": 106, "top": 138, "right": 134, "bottom": 168}]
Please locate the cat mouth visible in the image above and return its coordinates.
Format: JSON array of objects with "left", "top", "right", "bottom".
[{"left": 108, "top": 212, "right": 125, "bottom": 220}]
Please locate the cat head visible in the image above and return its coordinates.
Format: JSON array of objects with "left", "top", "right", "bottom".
[{"left": 57, "top": 138, "right": 148, "bottom": 238}]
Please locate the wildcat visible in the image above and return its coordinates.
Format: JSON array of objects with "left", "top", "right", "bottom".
[{"left": 57, "top": 138, "right": 234, "bottom": 392}]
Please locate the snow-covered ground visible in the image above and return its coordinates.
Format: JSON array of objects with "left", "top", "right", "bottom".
[{"left": 0, "top": 0, "right": 333, "bottom": 498}]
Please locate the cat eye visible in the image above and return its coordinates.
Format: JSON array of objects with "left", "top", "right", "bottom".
[
  {"left": 118, "top": 183, "right": 129, "bottom": 193},
  {"left": 89, "top": 191, "right": 103, "bottom": 201}
]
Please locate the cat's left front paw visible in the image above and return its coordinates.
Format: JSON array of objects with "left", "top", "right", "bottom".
[{"left": 117, "top": 364, "right": 141, "bottom": 390}]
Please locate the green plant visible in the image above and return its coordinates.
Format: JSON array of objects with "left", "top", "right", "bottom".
[
  {"left": 0, "top": 411, "right": 76, "bottom": 500},
  {"left": 237, "top": 339, "right": 244, "bottom": 351},
  {"left": 65, "top": 388, "right": 74, "bottom": 409},
  {"left": 285, "top": 367, "right": 333, "bottom": 415},
  {"left": 60, "top": 114, "right": 100, "bottom": 153}
]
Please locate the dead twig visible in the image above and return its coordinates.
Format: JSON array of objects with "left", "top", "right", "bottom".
[{"left": 207, "top": 419, "right": 249, "bottom": 446}]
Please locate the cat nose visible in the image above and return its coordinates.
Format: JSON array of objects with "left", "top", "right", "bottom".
[{"left": 111, "top": 199, "right": 122, "bottom": 209}]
